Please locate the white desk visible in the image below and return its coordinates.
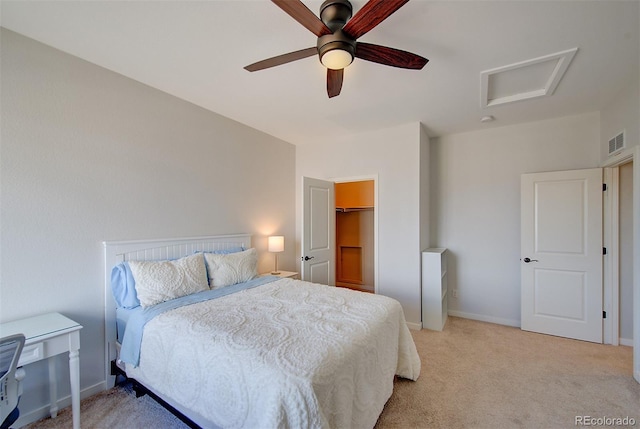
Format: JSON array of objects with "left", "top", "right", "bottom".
[{"left": 0, "top": 312, "right": 82, "bottom": 429}]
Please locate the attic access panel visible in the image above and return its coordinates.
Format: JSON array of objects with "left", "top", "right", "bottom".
[{"left": 481, "top": 48, "right": 578, "bottom": 108}]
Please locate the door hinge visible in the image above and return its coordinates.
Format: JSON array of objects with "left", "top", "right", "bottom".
[
  {"left": 603, "top": 183, "right": 607, "bottom": 191},
  {"left": 603, "top": 247, "right": 607, "bottom": 255},
  {"left": 603, "top": 310, "right": 607, "bottom": 319}
]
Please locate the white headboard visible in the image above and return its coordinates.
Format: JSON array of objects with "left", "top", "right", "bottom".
[{"left": 103, "top": 233, "right": 252, "bottom": 384}]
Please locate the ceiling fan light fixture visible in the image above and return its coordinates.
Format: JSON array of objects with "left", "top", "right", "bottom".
[
  {"left": 318, "top": 30, "right": 356, "bottom": 70},
  {"left": 320, "top": 47, "right": 354, "bottom": 69}
]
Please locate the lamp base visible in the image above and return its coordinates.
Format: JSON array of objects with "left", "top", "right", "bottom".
[{"left": 271, "top": 271, "right": 281, "bottom": 275}]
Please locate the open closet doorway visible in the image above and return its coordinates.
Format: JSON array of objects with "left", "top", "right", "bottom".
[
  {"left": 335, "top": 178, "right": 377, "bottom": 293},
  {"left": 602, "top": 145, "right": 639, "bottom": 384}
]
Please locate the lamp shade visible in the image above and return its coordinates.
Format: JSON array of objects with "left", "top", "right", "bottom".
[
  {"left": 268, "top": 236, "right": 284, "bottom": 253},
  {"left": 320, "top": 48, "right": 353, "bottom": 70}
]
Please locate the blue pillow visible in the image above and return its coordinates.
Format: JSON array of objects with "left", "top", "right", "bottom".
[{"left": 111, "top": 262, "right": 140, "bottom": 309}]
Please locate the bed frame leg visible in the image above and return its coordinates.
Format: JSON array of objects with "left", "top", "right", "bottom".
[
  {"left": 132, "top": 381, "right": 146, "bottom": 398},
  {"left": 109, "top": 360, "right": 200, "bottom": 428},
  {"left": 110, "top": 360, "right": 129, "bottom": 388}
]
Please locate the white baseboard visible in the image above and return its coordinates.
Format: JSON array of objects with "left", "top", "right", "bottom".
[
  {"left": 406, "top": 321, "right": 422, "bottom": 331},
  {"left": 619, "top": 337, "right": 634, "bottom": 347},
  {"left": 447, "top": 313, "right": 635, "bottom": 348},
  {"left": 447, "top": 310, "right": 521, "bottom": 328},
  {"left": 16, "top": 381, "right": 107, "bottom": 428}
]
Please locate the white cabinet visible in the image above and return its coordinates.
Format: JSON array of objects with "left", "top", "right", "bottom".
[{"left": 422, "top": 248, "right": 448, "bottom": 331}]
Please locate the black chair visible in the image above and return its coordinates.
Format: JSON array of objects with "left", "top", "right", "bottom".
[{"left": 0, "top": 334, "right": 25, "bottom": 429}]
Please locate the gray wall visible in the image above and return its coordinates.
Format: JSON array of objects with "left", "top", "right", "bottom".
[
  {"left": 431, "top": 113, "right": 601, "bottom": 326},
  {"left": 0, "top": 28, "right": 296, "bottom": 423},
  {"left": 600, "top": 77, "right": 640, "bottom": 164},
  {"left": 296, "top": 123, "right": 423, "bottom": 328}
]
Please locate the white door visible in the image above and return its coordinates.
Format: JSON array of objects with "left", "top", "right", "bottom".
[
  {"left": 521, "top": 168, "right": 603, "bottom": 343},
  {"left": 301, "top": 177, "right": 335, "bottom": 285}
]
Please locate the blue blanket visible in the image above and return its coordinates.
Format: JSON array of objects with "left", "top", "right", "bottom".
[{"left": 120, "top": 276, "right": 279, "bottom": 366}]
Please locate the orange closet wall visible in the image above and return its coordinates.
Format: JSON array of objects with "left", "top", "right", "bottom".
[{"left": 335, "top": 181, "right": 374, "bottom": 209}]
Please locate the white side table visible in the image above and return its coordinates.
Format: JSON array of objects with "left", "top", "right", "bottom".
[
  {"left": 260, "top": 271, "right": 299, "bottom": 279},
  {"left": 0, "top": 312, "right": 82, "bottom": 429}
]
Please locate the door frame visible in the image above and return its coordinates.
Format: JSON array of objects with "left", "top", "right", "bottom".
[
  {"left": 603, "top": 166, "right": 620, "bottom": 345},
  {"left": 602, "top": 146, "right": 640, "bottom": 384},
  {"left": 333, "top": 174, "right": 379, "bottom": 294}
]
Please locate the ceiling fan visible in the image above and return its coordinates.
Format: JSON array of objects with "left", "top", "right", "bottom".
[{"left": 244, "top": 0, "right": 428, "bottom": 98}]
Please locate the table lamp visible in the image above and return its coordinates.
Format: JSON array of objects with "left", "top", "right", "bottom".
[{"left": 268, "top": 236, "right": 284, "bottom": 275}]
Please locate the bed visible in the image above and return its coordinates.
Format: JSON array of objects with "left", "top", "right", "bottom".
[{"left": 104, "top": 234, "right": 420, "bottom": 429}]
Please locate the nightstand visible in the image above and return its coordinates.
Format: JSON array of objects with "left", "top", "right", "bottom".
[{"left": 260, "top": 271, "right": 299, "bottom": 279}]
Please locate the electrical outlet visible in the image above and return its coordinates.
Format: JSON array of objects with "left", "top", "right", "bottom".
[{"left": 452, "top": 289, "right": 458, "bottom": 298}]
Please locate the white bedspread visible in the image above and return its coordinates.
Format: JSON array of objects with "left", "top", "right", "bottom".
[{"left": 126, "top": 278, "right": 420, "bottom": 429}]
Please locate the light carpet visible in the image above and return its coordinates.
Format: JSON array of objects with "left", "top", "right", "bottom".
[{"left": 24, "top": 317, "right": 639, "bottom": 428}]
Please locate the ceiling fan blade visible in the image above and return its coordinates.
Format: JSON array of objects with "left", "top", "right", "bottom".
[
  {"left": 355, "top": 42, "right": 428, "bottom": 69},
  {"left": 245, "top": 47, "right": 317, "bottom": 72},
  {"left": 327, "top": 68, "right": 344, "bottom": 98},
  {"left": 342, "top": 0, "right": 410, "bottom": 39},
  {"left": 272, "top": 0, "right": 332, "bottom": 37}
]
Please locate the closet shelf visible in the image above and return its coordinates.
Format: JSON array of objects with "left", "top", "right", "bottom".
[{"left": 336, "top": 207, "right": 374, "bottom": 212}]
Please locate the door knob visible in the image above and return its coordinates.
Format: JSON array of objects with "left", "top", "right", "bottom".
[
  {"left": 522, "top": 257, "right": 539, "bottom": 263},
  {"left": 302, "top": 256, "right": 315, "bottom": 261}
]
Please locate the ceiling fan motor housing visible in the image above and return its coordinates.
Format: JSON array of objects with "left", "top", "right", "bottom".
[
  {"left": 320, "top": 0, "right": 353, "bottom": 32},
  {"left": 318, "top": 0, "right": 356, "bottom": 69}
]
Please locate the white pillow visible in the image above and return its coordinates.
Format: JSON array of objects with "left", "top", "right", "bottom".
[
  {"left": 204, "top": 248, "right": 258, "bottom": 289},
  {"left": 129, "top": 254, "right": 209, "bottom": 308}
]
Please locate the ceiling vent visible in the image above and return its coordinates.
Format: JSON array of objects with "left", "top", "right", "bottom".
[
  {"left": 481, "top": 48, "right": 578, "bottom": 108},
  {"left": 608, "top": 131, "right": 625, "bottom": 155}
]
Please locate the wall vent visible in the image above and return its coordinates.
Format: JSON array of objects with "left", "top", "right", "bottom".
[{"left": 608, "top": 131, "right": 625, "bottom": 155}]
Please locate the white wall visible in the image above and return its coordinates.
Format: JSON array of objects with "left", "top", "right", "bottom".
[
  {"left": 419, "top": 124, "right": 431, "bottom": 251},
  {"left": 296, "top": 123, "right": 423, "bottom": 327},
  {"left": 431, "top": 113, "right": 601, "bottom": 326},
  {"left": 600, "top": 77, "right": 640, "bottom": 164},
  {"left": 0, "top": 29, "right": 296, "bottom": 424}
]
